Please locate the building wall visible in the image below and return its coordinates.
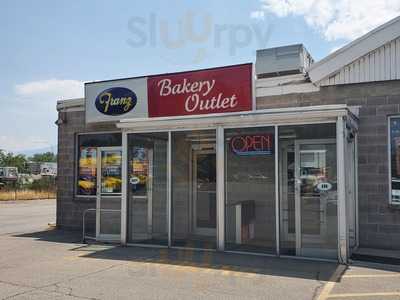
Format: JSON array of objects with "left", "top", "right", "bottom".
[
  {"left": 57, "top": 110, "right": 120, "bottom": 230},
  {"left": 57, "top": 79, "right": 400, "bottom": 250},
  {"left": 319, "top": 37, "right": 400, "bottom": 86},
  {"left": 257, "top": 80, "right": 400, "bottom": 250}
]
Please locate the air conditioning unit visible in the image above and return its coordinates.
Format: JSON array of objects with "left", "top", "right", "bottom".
[{"left": 256, "top": 44, "right": 314, "bottom": 79}]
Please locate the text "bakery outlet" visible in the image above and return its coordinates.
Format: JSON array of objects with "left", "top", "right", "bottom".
[{"left": 157, "top": 78, "right": 238, "bottom": 113}]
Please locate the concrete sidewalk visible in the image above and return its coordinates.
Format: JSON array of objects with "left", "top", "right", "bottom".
[
  {"left": 0, "top": 199, "right": 55, "bottom": 236},
  {"left": 1, "top": 200, "right": 399, "bottom": 300},
  {"left": 0, "top": 229, "right": 338, "bottom": 300}
]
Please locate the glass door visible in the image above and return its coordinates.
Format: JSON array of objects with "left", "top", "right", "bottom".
[
  {"left": 171, "top": 130, "right": 217, "bottom": 249},
  {"left": 127, "top": 133, "right": 168, "bottom": 246},
  {"left": 279, "top": 141, "right": 296, "bottom": 254},
  {"left": 294, "top": 140, "right": 337, "bottom": 259},
  {"left": 192, "top": 148, "right": 216, "bottom": 237},
  {"left": 96, "top": 147, "right": 122, "bottom": 241}
]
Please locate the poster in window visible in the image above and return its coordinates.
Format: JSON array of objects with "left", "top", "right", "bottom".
[
  {"left": 101, "top": 151, "right": 122, "bottom": 194},
  {"left": 130, "top": 147, "right": 150, "bottom": 196},
  {"left": 78, "top": 147, "right": 97, "bottom": 195},
  {"left": 390, "top": 117, "right": 400, "bottom": 204}
]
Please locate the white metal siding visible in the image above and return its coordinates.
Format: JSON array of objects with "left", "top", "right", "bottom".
[{"left": 320, "top": 37, "right": 400, "bottom": 86}]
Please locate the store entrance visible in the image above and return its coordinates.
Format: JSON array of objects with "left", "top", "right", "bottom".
[
  {"left": 171, "top": 130, "right": 217, "bottom": 249},
  {"left": 96, "top": 147, "right": 122, "bottom": 241},
  {"left": 191, "top": 146, "right": 216, "bottom": 237},
  {"left": 280, "top": 138, "right": 338, "bottom": 259}
]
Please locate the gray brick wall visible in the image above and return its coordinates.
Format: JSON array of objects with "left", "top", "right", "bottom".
[
  {"left": 57, "top": 110, "right": 120, "bottom": 230},
  {"left": 258, "top": 80, "right": 400, "bottom": 250}
]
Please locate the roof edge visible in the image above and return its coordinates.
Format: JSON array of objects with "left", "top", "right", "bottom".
[
  {"left": 308, "top": 16, "right": 400, "bottom": 83},
  {"left": 56, "top": 98, "right": 84, "bottom": 110}
]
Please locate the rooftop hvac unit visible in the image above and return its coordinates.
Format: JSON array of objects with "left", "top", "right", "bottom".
[{"left": 256, "top": 44, "right": 314, "bottom": 79}]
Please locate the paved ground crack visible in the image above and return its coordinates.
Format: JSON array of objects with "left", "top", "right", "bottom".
[{"left": 3, "top": 263, "right": 122, "bottom": 300}]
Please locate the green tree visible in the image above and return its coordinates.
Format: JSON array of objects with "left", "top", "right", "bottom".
[
  {"left": 0, "top": 150, "right": 28, "bottom": 173},
  {"left": 29, "top": 152, "right": 57, "bottom": 163}
]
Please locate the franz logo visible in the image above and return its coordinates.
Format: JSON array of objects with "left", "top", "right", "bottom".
[{"left": 95, "top": 87, "right": 137, "bottom": 116}]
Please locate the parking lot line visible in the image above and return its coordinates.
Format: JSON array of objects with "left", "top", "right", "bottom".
[
  {"left": 342, "top": 274, "right": 400, "bottom": 278},
  {"left": 318, "top": 265, "right": 347, "bottom": 300},
  {"left": 327, "top": 292, "right": 400, "bottom": 298}
]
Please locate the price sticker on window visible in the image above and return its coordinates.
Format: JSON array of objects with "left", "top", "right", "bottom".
[{"left": 317, "top": 182, "right": 332, "bottom": 192}]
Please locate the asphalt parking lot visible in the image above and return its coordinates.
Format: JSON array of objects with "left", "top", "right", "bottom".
[{"left": 0, "top": 200, "right": 399, "bottom": 300}]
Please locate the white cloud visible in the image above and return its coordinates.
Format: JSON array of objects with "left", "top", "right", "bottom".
[
  {"left": 250, "top": 10, "right": 265, "bottom": 20},
  {"left": 15, "top": 79, "right": 84, "bottom": 100},
  {"left": 0, "top": 135, "right": 52, "bottom": 153},
  {"left": 0, "top": 79, "right": 84, "bottom": 153},
  {"left": 259, "top": 0, "right": 400, "bottom": 41}
]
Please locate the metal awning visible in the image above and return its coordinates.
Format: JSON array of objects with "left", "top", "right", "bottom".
[{"left": 117, "top": 104, "right": 359, "bottom": 131}]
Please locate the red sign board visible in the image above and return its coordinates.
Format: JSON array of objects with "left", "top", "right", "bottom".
[
  {"left": 147, "top": 64, "right": 252, "bottom": 117},
  {"left": 230, "top": 134, "right": 274, "bottom": 156}
]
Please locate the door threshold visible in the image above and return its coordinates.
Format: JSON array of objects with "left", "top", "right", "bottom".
[{"left": 280, "top": 254, "right": 339, "bottom": 264}]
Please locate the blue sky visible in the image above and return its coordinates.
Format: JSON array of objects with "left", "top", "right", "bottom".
[{"left": 1, "top": 0, "right": 399, "bottom": 153}]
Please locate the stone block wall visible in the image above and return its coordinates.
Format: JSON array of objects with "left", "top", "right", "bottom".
[{"left": 57, "top": 110, "right": 119, "bottom": 230}]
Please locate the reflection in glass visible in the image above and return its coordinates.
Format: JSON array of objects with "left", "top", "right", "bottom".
[
  {"left": 99, "top": 149, "right": 122, "bottom": 236},
  {"left": 171, "top": 130, "right": 217, "bottom": 249},
  {"left": 299, "top": 143, "right": 337, "bottom": 257},
  {"left": 195, "top": 153, "right": 216, "bottom": 231},
  {"left": 100, "top": 150, "right": 122, "bottom": 194},
  {"left": 225, "top": 127, "right": 276, "bottom": 254},
  {"left": 279, "top": 124, "right": 338, "bottom": 259},
  {"left": 76, "top": 133, "right": 121, "bottom": 196},
  {"left": 127, "top": 133, "right": 168, "bottom": 246},
  {"left": 390, "top": 117, "right": 400, "bottom": 204},
  {"left": 78, "top": 147, "right": 97, "bottom": 195}
]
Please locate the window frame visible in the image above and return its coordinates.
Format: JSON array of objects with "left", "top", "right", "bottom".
[
  {"left": 388, "top": 116, "right": 400, "bottom": 206},
  {"left": 74, "top": 131, "right": 122, "bottom": 198}
]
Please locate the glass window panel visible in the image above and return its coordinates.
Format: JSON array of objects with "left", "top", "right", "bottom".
[
  {"left": 76, "top": 133, "right": 121, "bottom": 196},
  {"left": 100, "top": 150, "right": 122, "bottom": 194},
  {"left": 127, "top": 133, "right": 168, "bottom": 246},
  {"left": 279, "top": 123, "right": 337, "bottom": 259},
  {"left": 390, "top": 117, "right": 400, "bottom": 205},
  {"left": 99, "top": 149, "right": 122, "bottom": 237},
  {"left": 99, "top": 197, "right": 121, "bottom": 235},
  {"left": 299, "top": 143, "right": 337, "bottom": 256},
  {"left": 78, "top": 147, "right": 97, "bottom": 195},
  {"left": 79, "top": 133, "right": 122, "bottom": 147},
  {"left": 225, "top": 127, "right": 276, "bottom": 254},
  {"left": 171, "top": 130, "right": 217, "bottom": 249}
]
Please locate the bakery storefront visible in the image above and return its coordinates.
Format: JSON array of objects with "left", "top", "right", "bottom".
[{"left": 58, "top": 63, "right": 359, "bottom": 264}]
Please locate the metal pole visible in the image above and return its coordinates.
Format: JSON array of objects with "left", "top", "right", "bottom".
[
  {"left": 275, "top": 125, "right": 280, "bottom": 256},
  {"left": 82, "top": 210, "right": 86, "bottom": 243},
  {"left": 337, "top": 116, "right": 348, "bottom": 264},
  {"left": 121, "top": 132, "right": 128, "bottom": 245},
  {"left": 216, "top": 126, "right": 225, "bottom": 251},
  {"left": 167, "top": 131, "right": 172, "bottom": 247}
]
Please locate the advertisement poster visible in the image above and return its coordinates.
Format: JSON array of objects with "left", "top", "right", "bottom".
[
  {"left": 390, "top": 117, "right": 400, "bottom": 204},
  {"left": 130, "top": 147, "right": 150, "bottom": 196},
  {"left": 78, "top": 147, "right": 97, "bottom": 195},
  {"left": 101, "top": 151, "right": 122, "bottom": 194}
]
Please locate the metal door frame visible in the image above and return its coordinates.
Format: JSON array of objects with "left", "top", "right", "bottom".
[
  {"left": 96, "top": 146, "right": 122, "bottom": 242},
  {"left": 294, "top": 139, "right": 335, "bottom": 256},
  {"left": 279, "top": 141, "right": 296, "bottom": 243},
  {"left": 128, "top": 147, "right": 154, "bottom": 240},
  {"left": 191, "top": 144, "right": 217, "bottom": 236}
]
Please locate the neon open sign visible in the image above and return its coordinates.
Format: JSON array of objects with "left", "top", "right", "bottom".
[{"left": 230, "top": 134, "right": 274, "bottom": 156}]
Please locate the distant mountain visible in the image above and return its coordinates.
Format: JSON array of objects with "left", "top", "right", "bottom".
[{"left": 16, "top": 145, "right": 57, "bottom": 157}]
